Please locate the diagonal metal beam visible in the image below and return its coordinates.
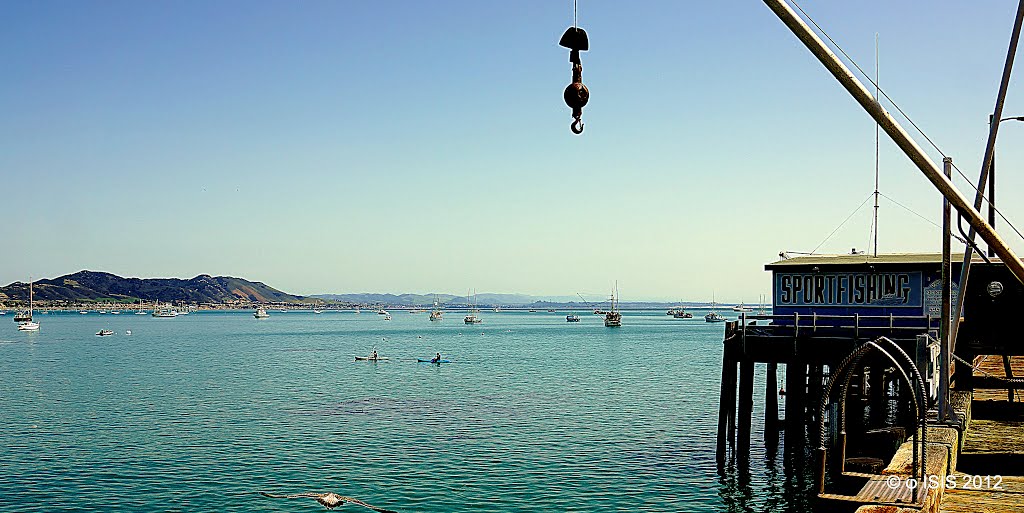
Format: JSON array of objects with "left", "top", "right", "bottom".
[
  {"left": 762, "top": 0, "right": 1024, "bottom": 287},
  {"left": 950, "top": 0, "right": 1024, "bottom": 350}
]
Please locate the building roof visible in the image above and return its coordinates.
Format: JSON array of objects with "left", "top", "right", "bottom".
[{"left": 765, "top": 252, "right": 995, "bottom": 269}]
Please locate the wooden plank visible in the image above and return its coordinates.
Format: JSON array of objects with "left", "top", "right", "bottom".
[
  {"left": 939, "top": 474, "right": 1024, "bottom": 513},
  {"left": 962, "top": 419, "right": 1024, "bottom": 454}
]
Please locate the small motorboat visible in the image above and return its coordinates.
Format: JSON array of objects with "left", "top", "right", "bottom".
[
  {"left": 17, "top": 321, "right": 40, "bottom": 332},
  {"left": 96, "top": 329, "right": 114, "bottom": 336},
  {"left": 566, "top": 314, "right": 581, "bottom": 322}
]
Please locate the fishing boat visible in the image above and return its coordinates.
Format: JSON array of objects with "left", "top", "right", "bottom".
[
  {"left": 429, "top": 297, "right": 443, "bottom": 322},
  {"left": 705, "top": 295, "right": 726, "bottom": 323},
  {"left": 464, "top": 290, "right": 482, "bottom": 324},
  {"left": 604, "top": 284, "right": 622, "bottom": 327},
  {"left": 732, "top": 303, "right": 753, "bottom": 312},
  {"left": 152, "top": 302, "right": 178, "bottom": 318},
  {"left": 673, "top": 308, "right": 693, "bottom": 319},
  {"left": 254, "top": 308, "right": 270, "bottom": 319},
  {"left": 16, "top": 279, "right": 40, "bottom": 331}
]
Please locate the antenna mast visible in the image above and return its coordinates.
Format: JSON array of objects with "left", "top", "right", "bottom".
[{"left": 873, "top": 33, "right": 880, "bottom": 257}]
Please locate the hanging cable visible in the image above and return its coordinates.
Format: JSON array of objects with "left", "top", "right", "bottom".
[
  {"left": 811, "top": 193, "right": 875, "bottom": 254},
  {"left": 878, "top": 192, "right": 968, "bottom": 244}
]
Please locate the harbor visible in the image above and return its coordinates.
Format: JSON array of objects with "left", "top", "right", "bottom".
[{"left": 3, "top": 0, "right": 1023, "bottom": 511}]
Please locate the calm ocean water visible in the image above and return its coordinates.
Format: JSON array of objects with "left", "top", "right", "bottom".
[{"left": 1, "top": 310, "right": 811, "bottom": 512}]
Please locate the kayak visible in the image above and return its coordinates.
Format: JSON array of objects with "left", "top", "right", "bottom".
[
  {"left": 355, "top": 356, "right": 389, "bottom": 361},
  {"left": 417, "top": 358, "right": 451, "bottom": 363}
]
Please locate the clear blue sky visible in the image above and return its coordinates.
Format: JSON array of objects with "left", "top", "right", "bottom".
[{"left": 2, "top": 1, "right": 1022, "bottom": 301}]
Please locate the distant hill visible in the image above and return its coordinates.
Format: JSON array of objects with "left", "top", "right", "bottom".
[
  {"left": 313, "top": 292, "right": 550, "bottom": 307},
  {"left": 0, "top": 270, "right": 306, "bottom": 304}
]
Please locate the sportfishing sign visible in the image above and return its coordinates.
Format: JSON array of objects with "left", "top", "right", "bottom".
[{"left": 774, "top": 271, "right": 922, "bottom": 308}]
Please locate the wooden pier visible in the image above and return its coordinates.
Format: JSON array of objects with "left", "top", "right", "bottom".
[{"left": 717, "top": 254, "right": 1024, "bottom": 512}]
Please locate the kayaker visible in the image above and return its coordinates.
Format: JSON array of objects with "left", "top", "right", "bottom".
[
  {"left": 371, "top": 349, "right": 378, "bottom": 360},
  {"left": 433, "top": 352, "right": 441, "bottom": 363}
]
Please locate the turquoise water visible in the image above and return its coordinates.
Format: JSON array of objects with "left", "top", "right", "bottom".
[{"left": 1, "top": 310, "right": 804, "bottom": 512}]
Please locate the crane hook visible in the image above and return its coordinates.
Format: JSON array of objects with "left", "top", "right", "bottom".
[{"left": 571, "top": 117, "right": 584, "bottom": 134}]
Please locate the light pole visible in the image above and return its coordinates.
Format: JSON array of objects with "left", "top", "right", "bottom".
[{"left": 988, "top": 115, "right": 1024, "bottom": 257}]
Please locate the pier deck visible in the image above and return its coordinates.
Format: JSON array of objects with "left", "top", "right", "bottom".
[{"left": 939, "top": 356, "right": 1024, "bottom": 513}]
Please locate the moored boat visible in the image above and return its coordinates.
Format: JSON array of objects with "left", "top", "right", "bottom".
[
  {"left": 604, "top": 284, "right": 622, "bottom": 327},
  {"left": 464, "top": 290, "right": 482, "bottom": 324},
  {"left": 152, "top": 302, "right": 178, "bottom": 318},
  {"left": 15, "top": 278, "right": 40, "bottom": 331},
  {"left": 429, "top": 296, "right": 443, "bottom": 321}
]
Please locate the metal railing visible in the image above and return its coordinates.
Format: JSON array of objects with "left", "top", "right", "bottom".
[{"left": 739, "top": 312, "right": 939, "bottom": 341}]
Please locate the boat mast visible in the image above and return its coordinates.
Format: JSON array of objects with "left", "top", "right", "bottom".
[{"left": 762, "top": 0, "right": 1024, "bottom": 285}]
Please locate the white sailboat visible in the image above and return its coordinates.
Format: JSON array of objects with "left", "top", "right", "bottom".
[
  {"left": 464, "top": 290, "right": 481, "bottom": 324},
  {"left": 17, "top": 278, "right": 40, "bottom": 331}
]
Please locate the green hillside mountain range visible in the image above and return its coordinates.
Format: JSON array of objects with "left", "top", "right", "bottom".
[{"left": 0, "top": 270, "right": 305, "bottom": 304}]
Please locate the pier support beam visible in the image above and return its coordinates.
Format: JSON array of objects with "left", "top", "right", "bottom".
[
  {"left": 766, "top": 362, "right": 780, "bottom": 447},
  {"left": 785, "top": 362, "right": 807, "bottom": 462},
  {"left": 738, "top": 359, "right": 755, "bottom": 456},
  {"left": 717, "top": 354, "right": 738, "bottom": 465}
]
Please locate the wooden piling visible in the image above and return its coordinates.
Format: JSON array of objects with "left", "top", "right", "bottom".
[
  {"left": 738, "top": 358, "right": 755, "bottom": 453},
  {"left": 785, "top": 362, "right": 807, "bottom": 460},
  {"left": 807, "top": 364, "right": 823, "bottom": 425},
  {"left": 765, "top": 361, "right": 780, "bottom": 446},
  {"left": 868, "top": 362, "right": 886, "bottom": 427},
  {"left": 717, "top": 352, "right": 738, "bottom": 464}
]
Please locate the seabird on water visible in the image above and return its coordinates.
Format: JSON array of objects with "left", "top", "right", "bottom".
[{"left": 258, "top": 491, "right": 398, "bottom": 512}]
